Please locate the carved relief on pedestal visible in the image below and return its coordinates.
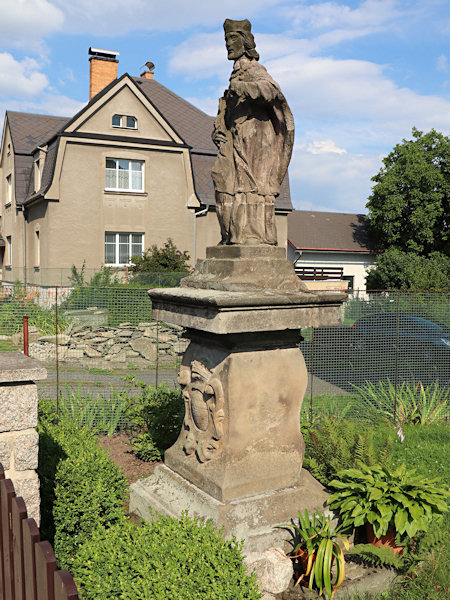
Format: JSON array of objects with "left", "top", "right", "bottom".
[{"left": 177, "top": 360, "right": 225, "bottom": 463}]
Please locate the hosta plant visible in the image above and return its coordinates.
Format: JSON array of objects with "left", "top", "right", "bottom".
[
  {"left": 328, "top": 463, "right": 449, "bottom": 539},
  {"left": 278, "top": 509, "right": 349, "bottom": 599}
]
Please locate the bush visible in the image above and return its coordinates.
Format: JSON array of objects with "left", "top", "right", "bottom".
[
  {"left": 126, "top": 380, "right": 185, "bottom": 461},
  {"left": 38, "top": 419, "right": 127, "bottom": 569},
  {"left": 71, "top": 514, "right": 261, "bottom": 600}
]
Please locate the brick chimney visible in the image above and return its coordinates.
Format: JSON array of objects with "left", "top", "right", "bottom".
[
  {"left": 140, "top": 61, "right": 155, "bottom": 79},
  {"left": 89, "top": 47, "right": 119, "bottom": 100}
]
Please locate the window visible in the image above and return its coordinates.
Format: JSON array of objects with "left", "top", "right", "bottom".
[
  {"left": 6, "top": 174, "right": 12, "bottom": 204},
  {"left": 34, "top": 159, "right": 41, "bottom": 192},
  {"left": 105, "top": 232, "right": 144, "bottom": 266},
  {"left": 112, "top": 114, "right": 137, "bottom": 129},
  {"left": 6, "top": 236, "right": 11, "bottom": 265},
  {"left": 105, "top": 158, "right": 143, "bottom": 191},
  {"left": 35, "top": 230, "right": 40, "bottom": 266}
]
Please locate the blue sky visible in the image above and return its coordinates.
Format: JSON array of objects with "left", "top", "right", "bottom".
[{"left": 2, "top": 0, "right": 450, "bottom": 214}]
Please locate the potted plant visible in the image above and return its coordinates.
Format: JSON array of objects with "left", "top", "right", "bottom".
[
  {"left": 327, "top": 463, "right": 449, "bottom": 553},
  {"left": 277, "top": 509, "right": 349, "bottom": 599}
]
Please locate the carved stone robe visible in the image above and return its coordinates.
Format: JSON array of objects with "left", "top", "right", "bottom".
[{"left": 212, "top": 56, "right": 294, "bottom": 245}]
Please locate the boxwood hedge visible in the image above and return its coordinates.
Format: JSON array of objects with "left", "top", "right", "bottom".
[{"left": 71, "top": 514, "right": 261, "bottom": 600}]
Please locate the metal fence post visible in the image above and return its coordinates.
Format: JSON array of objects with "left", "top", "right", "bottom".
[
  {"left": 310, "top": 328, "right": 315, "bottom": 423},
  {"left": 394, "top": 291, "right": 400, "bottom": 423},
  {"left": 23, "top": 316, "right": 29, "bottom": 356}
]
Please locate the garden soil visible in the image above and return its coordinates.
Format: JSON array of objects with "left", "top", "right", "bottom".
[{"left": 97, "top": 433, "right": 159, "bottom": 484}]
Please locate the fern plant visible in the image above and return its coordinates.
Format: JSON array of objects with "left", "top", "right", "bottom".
[
  {"left": 348, "top": 544, "right": 403, "bottom": 569},
  {"left": 302, "top": 417, "right": 391, "bottom": 485}
]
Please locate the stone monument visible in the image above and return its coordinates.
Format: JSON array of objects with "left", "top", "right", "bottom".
[{"left": 130, "top": 19, "right": 346, "bottom": 551}]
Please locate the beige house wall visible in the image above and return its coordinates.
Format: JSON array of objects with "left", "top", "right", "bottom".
[
  {"left": 1, "top": 79, "right": 291, "bottom": 285},
  {"left": 77, "top": 85, "right": 174, "bottom": 142},
  {"left": 1, "top": 126, "right": 24, "bottom": 278}
]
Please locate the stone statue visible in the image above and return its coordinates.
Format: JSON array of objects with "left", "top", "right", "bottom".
[{"left": 211, "top": 18, "right": 294, "bottom": 246}]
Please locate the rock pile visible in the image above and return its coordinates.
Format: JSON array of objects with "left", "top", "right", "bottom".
[{"left": 29, "top": 322, "right": 187, "bottom": 365}]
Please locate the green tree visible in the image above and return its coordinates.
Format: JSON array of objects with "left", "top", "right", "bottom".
[
  {"left": 366, "top": 128, "right": 449, "bottom": 256},
  {"left": 366, "top": 248, "right": 450, "bottom": 290}
]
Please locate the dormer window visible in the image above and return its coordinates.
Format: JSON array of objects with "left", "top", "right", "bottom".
[{"left": 112, "top": 114, "right": 137, "bottom": 129}]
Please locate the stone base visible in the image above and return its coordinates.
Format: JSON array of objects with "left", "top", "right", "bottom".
[
  {"left": 181, "top": 245, "right": 309, "bottom": 293},
  {"left": 129, "top": 464, "right": 330, "bottom": 552}
]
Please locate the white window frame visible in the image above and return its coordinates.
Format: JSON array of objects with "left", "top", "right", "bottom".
[
  {"left": 104, "top": 232, "right": 144, "bottom": 266},
  {"left": 6, "top": 174, "right": 12, "bottom": 204},
  {"left": 112, "top": 114, "right": 137, "bottom": 129},
  {"left": 105, "top": 158, "right": 144, "bottom": 192}
]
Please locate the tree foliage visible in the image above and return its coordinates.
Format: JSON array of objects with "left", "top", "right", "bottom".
[
  {"left": 130, "top": 238, "right": 190, "bottom": 274},
  {"left": 366, "top": 128, "right": 449, "bottom": 256},
  {"left": 366, "top": 248, "right": 450, "bottom": 290}
]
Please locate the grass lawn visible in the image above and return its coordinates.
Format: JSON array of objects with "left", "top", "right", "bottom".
[{"left": 353, "top": 422, "right": 450, "bottom": 600}]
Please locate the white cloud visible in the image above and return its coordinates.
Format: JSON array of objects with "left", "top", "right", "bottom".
[
  {"left": 437, "top": 54, "right": 448, "bottom": 72},
  {"left": 286, "top": 0, "right": 402, "bottom": 32},
  {"left": 0, "top": 0, "right": 63, "bottom": 50},
  {"left": 289, "top": 148, "right": 380, "bottom": 212},
  {"left": 51, "top": 0, "right": 286, "bottom": 35},
  {"left": 0, "top": 53, "right": 48, "bottom": 98},
  {"left": 305, "top": 139, "right": 347, "bottom": 154}
]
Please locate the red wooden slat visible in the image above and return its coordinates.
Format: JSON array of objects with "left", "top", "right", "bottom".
[
  {"left": 0, "top": 465, "right": 5, "bottom": 600},
  {"left": 12, "top": 496, "right": 28, "bottom": 600},
  {"left": 35, "top": 541, "right": 56, "bottom": 600},
  {"left": 1, "top": 478, "right": 16, "bottom": 600},
  {"left": 54, "top": 571, "right": 79, "bottom": 600},
  {"left": 23, "top": 518, "right": 40, "bottom": 600}
]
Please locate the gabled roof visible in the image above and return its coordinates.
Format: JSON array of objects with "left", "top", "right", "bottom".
[
  {"left": 288, "top": 210, "right": 375, "bottom": 253},
  {"left": 6, "top": 74, "right": 293, "bottom": 211},
  {"left": 134, "top": 77, "right": 217, "bottom": 155},
  {"left": 7, "top": 111, "right": 69, "bottom": 155}
]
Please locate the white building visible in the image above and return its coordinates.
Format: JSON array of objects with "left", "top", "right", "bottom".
[{"left": 287, "top": 210, "right": 377, "bottom": 292}]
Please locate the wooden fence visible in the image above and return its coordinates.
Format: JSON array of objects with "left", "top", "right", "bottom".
[{"left": 0, "top": 464, "right": 79, "bottom": 600}]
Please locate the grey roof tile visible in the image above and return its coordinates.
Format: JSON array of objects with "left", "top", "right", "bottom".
[
  {"left": 7, "top": 111, "right": 69, "bottom": 155},
  {"left": 288, "top": 210, "right": 374, "bottom": 252}
]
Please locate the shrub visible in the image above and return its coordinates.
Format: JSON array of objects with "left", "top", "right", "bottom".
[
  {"left": 38, "top": 420, "right": 127, "bottom": 569},
  {"left": 57, "top": 385, "right": 131, "bottom": 435},
  {"left": 302, "top": 416, "right": 392, "bottom": 485},
  {"left": 351, "top": 380, "right": 449, "bottom": 425},
  {"left": 328, "top": 463, "right": 449, "bottom": 538},
  {"left": 126, "top": 380, "right": 185, "bottom": 461},
  {"left": 71, "top": 513, "right": 261, "bottom": 600}
]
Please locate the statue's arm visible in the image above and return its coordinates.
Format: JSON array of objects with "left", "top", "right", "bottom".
[
  {"left": 230, "top": 77, "right": 281, "bottom": 104},
  {"left": 212, "top": 96, "right": 228, "bottom": 148}
]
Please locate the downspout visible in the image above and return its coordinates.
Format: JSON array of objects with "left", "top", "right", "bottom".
[
  {"left": 21, "top": 205, "right": 27, "bottom": 286},
  {"left": 193, "top": 204, "right": 209, "bottom": 266}
]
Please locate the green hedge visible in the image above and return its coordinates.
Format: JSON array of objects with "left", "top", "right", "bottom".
[
  {"left": 72, "top": 514, "right": 261, "bottom": 600},
  {"left": 38, "top": 420, "right": 127, "bottom": 569}
]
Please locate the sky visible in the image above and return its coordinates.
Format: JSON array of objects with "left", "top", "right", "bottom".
[{"left": 2, "top": 0, "right": 450, "bottom": 214}]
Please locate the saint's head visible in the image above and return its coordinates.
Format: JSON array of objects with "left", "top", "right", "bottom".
[{"left": 223, "top": 18, "right": 259, "bottom": 61}]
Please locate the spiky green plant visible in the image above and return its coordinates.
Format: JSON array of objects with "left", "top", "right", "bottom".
[{"left": 277, "top": 510, "right": 349, "bottom": 599}]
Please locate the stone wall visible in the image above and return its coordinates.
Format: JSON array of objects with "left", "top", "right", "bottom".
[
  {"left": 0, "top": 352, "right": 46, "bottom": 524},
  {"left": 29, "top": 321, "right": 187, "bottom": 365}
]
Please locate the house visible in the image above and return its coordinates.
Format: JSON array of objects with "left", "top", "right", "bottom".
[
  {"left": 287, "top": 210, "right": 376, "bottom": 291},
  {"left": 0, "top": 48, "right": 292, "bottom": 286}
]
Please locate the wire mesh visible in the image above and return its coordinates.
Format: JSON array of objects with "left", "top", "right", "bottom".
[{"left": 1, "top": 284, "right": 449, "bottom": 427}]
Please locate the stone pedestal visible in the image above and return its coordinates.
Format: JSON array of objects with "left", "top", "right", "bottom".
[
  {"left": 0, "top": 352, "right": 47, "bottom": 524},
  {"left": 130, "top": 250, "right": 346, "bottom": 549}
]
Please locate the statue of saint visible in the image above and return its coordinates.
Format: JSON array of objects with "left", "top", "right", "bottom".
[{"left": 211, "top": 18, "right": 294, "bottom": 246}]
